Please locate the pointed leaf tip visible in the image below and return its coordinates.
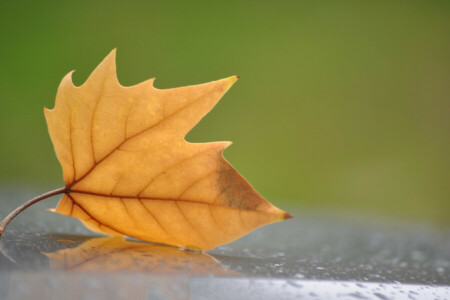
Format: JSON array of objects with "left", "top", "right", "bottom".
[
  {"left": 108, "top": 48, "right": 117, "bottom": 57},
  {"left": 228, "top": 75, "right": 239, "bottom": 84},
  {"left": 284, "top": 212, "right": 293, "bottom": 220}
]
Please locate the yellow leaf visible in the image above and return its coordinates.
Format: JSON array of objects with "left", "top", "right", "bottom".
[{"left": 44, "top": 50, "right": 291, "bottom": 250}]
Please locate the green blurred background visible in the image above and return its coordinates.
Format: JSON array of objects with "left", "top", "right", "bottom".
[{"left": 0, "top": 1, "right": 449, "bottom": 224}]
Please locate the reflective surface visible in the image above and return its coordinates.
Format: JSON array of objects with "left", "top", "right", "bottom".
[{"left": 0, "top": 188, "right": 449, "bottom": 299}]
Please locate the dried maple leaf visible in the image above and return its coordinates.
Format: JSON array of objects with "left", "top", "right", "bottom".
[{"left": 0, "top": 50, "right": 291, "bottom": 250}]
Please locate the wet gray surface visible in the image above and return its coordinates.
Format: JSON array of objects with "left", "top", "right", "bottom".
[{"left": 0, "top": 186, "right": 449, "bottom": 299}]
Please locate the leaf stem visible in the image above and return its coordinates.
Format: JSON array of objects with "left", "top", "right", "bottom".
[{"left": 0, "top": 187, "right": 66, "bottom": 236}]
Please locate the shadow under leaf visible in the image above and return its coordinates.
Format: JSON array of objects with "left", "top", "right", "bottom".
[{"left": 43, "top": 236, "right": 239, "bottom": 275}]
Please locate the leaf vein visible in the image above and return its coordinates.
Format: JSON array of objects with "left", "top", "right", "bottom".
[
  {"left": 68, "top": 194, "right": 128, "bottom": 236},
  {"left": 119, "top": 197, "right": 134, "bottom": 224},
  {"left": 137, "top": 150, "right": 206, "bottom": 197},
  {"left": 208, "top": 206, "right": 227, "bottom": 236},
  {"left": 90, "top": 77, "right": 107, "bottom": 164},
  {"left": 68, "top": 103, "right": 77, "bottom": 181},
  {"left": 70, "top": 190, "right": 237, "bottom": 210},
  {"left": 177, "top": 170, "right": 215, "bottom": 198},
  {"left": 175, "top": 202, "right": 208, "bottom": 244},
  {"left": 137, "top": 199, "right": 181, "bottom": 244},
  {"left": 70, "top": 94, "right": 206, "bottom": 187}
]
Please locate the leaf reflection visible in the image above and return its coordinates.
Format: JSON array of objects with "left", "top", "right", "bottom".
[{"left": 44, "top": 237, "right": 238, "bottom": 275}]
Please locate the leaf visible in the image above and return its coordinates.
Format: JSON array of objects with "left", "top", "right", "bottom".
[
  {"left": 44, "top": 237, "right": 239, "bottom": 275},
  {"left": 44, "top": 50, "right": 291, "bottom": 250}
]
